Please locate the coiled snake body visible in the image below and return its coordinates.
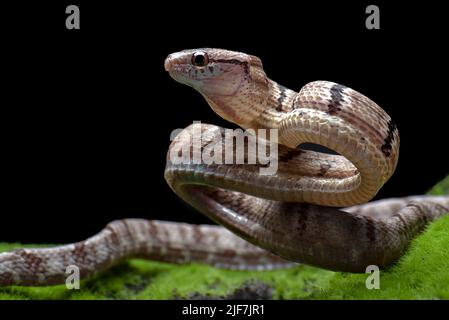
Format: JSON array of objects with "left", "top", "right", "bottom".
[{"left": 0, "top": 48, "right": 447, "bottom": 286}]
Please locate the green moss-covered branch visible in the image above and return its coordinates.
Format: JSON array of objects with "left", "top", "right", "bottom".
[{"left": 1, "top": 175, "right": 448, "bottom": 299}]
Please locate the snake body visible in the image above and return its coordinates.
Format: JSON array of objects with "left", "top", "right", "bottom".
[{"left": 0, "top": 48, "right": 447, "bottom": 286}]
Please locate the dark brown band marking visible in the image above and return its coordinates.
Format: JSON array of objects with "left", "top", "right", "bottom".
[
  {"left": 327, "top": 84, "right": 346, "bottom": 115},
  {"left": 106, "top": 224, "right": 121, "bottom": 246},
  {"left": 17, "top": 249, "right": 43, "bottom": 272},
  {"left": 365, "top": 217, "right": 377, "bottom": 243},
  {"left": 147, "top": 221, "right": 163, "bottom": 243},
  {"left": 406, "top": 203, "right": 429, "bottom": 223},
  {"left": 121, "top": 220, "right": 134, "bottom": 241},
  {"left": 318, "top": 163, "right": 331, "bottom": 176},
  {"left": 73, "top": 242, "right": 86, "bottom": 260},
  {"left": 381, "top": 119, "right": 398, "bottom": 157},
  {"left": 192, "top": 224, "right": 204, "bottom": 243},
  {"left": 295, "top": 207, "right": 309, "bottom": 233},
  {"left": 210, "top": 59, "right": 249, "bottom": 74},
  {"left": 279, "top": 149, "right": 303, "bottom": 162},
  {"left": 276, "top": 84, "right": 288, "bottom": 111},
  {"left": 392, "top": 212, "right": 408, "bottom": 226}
]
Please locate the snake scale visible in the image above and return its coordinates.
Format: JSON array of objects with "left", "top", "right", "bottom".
[{"left": 0, "top": 48, "right": 447, "bottom": 286}]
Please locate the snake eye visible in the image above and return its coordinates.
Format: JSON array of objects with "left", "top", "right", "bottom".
[{"left": 191, "top": 51, "right": 209, "bottom": 67}]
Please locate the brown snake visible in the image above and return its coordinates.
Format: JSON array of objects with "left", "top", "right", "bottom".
[{"left": 0, "top": 48, "right": 448, "bottom": 286}]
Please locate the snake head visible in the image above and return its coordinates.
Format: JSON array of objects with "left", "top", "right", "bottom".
[
  {"left": 165, "top": 48, "right": 268, "bottom": 125},
  {"left": 165, "top": 48, "right": 252, "bottom": 95}
]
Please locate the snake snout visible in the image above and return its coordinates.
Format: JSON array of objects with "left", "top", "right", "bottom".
[{"left": 164, "top": 55, "right": 173, "bottom": 71}]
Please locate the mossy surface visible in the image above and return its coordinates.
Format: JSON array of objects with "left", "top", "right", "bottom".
[{"left": 0, "top": 175, "right": 448, "bottom": 300}]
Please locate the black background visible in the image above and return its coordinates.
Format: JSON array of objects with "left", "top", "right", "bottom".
[{"left": 2, "top": 1, "right": 448, "bottom": 244}]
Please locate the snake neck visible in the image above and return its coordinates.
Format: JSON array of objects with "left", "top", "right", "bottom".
[
  {"left": 254, "top": 79, "right": 297, "bottom": 128},
  {"left": 203, "top": 79, "right": 297, "bottom": 130}
]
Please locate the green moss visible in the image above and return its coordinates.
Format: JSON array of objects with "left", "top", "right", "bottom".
[
  {"left": 427, "top": 175, "right": 449, "bottom": 195},
  {"left": 314, "top": 214, "right": 449, "bottom": 299},
  {"left": 0, "top": 247, "right": 334, "bottom": 299},
  {"left": 0, "top": 175, "right": 448, "bottom": 299}
]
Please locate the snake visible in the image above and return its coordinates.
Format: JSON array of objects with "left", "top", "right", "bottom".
[{"left": 0, "top": 48, "right": 447, "bottom": 287}]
